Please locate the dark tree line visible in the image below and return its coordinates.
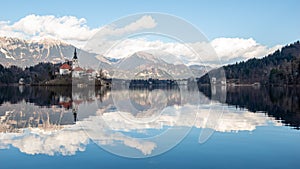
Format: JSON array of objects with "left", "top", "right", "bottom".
[
  {"left": 199, "top": 41, "right": 300, "bottom": 85},
  {"left": 0, "top": 62, "right": 61, "bottom": 84}
]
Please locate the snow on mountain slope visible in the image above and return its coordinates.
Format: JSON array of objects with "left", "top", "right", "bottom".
[
  {"left": 0, "top": 36, "right": 109, "bottom": 69},
  {"left": 112, "top": 51, "right": 206, "bottom": 79},
  {"left": 0, "top": 48, "right": 15, "bottom": 60}
]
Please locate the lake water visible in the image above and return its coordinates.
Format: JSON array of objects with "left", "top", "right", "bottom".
[{"left": 0, "top": 85, "right": 299, "bottom": 169}]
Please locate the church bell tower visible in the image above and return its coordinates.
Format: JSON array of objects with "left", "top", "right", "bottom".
[{"left": 72, "top": 48, "right": 79, "bottom": 69}]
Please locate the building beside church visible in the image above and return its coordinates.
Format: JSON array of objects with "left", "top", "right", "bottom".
[
  {"left": 72, "top": 67, "right": 84, "bottom": 78},
  {"left": 86, "top": 68, "right": 96, "bottom": 77},
  {"left": 59, "top": 63, "right": 71, "bottom": 75}
]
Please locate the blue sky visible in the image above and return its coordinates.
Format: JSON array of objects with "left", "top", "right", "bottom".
[{"left": 1, "top": 0, "right": 299, "bottom": 47}]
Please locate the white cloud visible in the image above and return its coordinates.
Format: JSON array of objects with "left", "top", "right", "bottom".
[
  {"left": 211, "top": 38, "right": 283, "bottom": 63},
  {"left": 0, "top": 14, "right": 157, "bottom": 48},
  {"left": 0, "top": 14, "right": 99, "bottom": 47},
  {"left": 96, "top": 105, "right": 281, "bottom": 133},
  {"left": 0, "top": 116, "right": 158, "bottom": 156},
  {"left": 96, "top": 15, "right": 157, "bottom": 39},
  {"left": 0, "top": 127, "right": 89, "bottom": 156}
]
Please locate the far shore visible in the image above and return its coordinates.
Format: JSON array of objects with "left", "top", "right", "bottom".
[{"left": 1, "top": 82, "right": 300, "bottom": 88}]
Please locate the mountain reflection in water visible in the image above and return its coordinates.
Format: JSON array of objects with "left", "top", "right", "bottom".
[{"left": 0, "top": 85, "right": 298, "bottom": 156}]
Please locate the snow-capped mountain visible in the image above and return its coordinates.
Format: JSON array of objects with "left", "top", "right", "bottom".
[
  {"left": 112, "top": 51, "right": 209, "bottom": 79},
  {"left": 115, "top": 51, "right": 166, "bottom": 70},
  {"left": 0, "top": 36, "right": 110, "bottom": 68}
]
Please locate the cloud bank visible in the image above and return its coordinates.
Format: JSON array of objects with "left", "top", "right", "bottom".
[
  {"left": 0, "top": 15, "right": 98, "bottom": 44},
  {"left": 101, "top": 38, "right": 282, "bottom": 66},
  {"left": 211, "top": 38, "right": 283, "bottom": 63}
]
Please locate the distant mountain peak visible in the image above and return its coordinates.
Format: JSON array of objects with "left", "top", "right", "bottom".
[
  {"left": 0, "top": 36, "right": 68, "bottom": 48},
  {"left": 132, "top": 51, "right": 165, "bottom": 63},
  {"left": 136, "top": 51, "right": 157, "bottom": 59},
  {"left": 134, "top": 67, "right": 173, "bottom": 79},
  {"left": 29, "top": 37, "right": 68, "bottom": 47}
]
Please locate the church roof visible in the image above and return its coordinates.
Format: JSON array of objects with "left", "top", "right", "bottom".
[
  {"left": 73, "top": 67, "right": 84, "bottom": 71},
  {"left": 86, "top": 68, "right": 95, "bottom": 73},
  {"left": 60, "top": 63, "right": 71, "bottom": 69}
]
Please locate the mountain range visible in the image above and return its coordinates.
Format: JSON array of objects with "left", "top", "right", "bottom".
[
  {"left": 113, "top": 51, "right": 210, "bottom": 79},
  {"left": 0, "top": 36, "right": 111, "bottom": 69},
  {"left": 0, "top": 37, "right": 210, "bottom": 79},
  {"left": 1, "top": 36, "right": 300, "bottom": 84}
]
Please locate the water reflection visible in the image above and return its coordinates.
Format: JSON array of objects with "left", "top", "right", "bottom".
[
  {"left": 200, "top": 86, "right": 300, "bottom": 129},
  {"left": 0, "top": 85, "right": 297, "bottom": 156}
]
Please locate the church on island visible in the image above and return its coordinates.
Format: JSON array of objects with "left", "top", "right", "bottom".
[{"left": 59, "top": 48, "right": 98, "bottom": 78}]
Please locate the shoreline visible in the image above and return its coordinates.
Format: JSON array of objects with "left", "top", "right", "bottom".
[{"left": 1, "top": 83, "right": 300, "bottom": 88}]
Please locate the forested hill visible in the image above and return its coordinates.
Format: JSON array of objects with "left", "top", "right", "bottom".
[
  {"left": 0, "top": 62, "right": 60, "bottom": 85},
  {"left": 199, "top": 41, "right": 300, "bottom": 85}
]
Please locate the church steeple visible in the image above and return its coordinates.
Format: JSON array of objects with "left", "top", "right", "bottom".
[
  {"left": 72, "top": 48, "right": 79, "bottom": 69},
  {"left": 73, "top": 48, "right": 77, "bottom": 59}
]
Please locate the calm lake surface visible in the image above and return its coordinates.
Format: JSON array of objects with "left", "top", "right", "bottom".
[{"left": 0, "top": 85, "right": 299, "bottom": 169}]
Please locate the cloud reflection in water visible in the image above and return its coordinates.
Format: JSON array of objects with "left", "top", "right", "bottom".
[{"left": 0, "top": 88, "right": 282, "bottom": 156}]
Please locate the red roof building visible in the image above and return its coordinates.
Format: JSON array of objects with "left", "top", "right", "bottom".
[
  {"left": 73, "top": 67, "right": 84, "bottom": 71},
  {"left": 59, "top": 63, "right": 71, "bottom": 75},
  {"left": 60, "top": 63, "right": 71, "bottom": 70},
  {"left": 86, "top": 68, "right": 95, "bottom": 73}
]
